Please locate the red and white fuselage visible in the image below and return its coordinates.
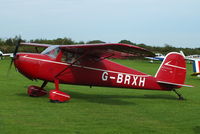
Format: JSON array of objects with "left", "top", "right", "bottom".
[{"left": 14, "top": 52, "right": 188, "bottom": 91}]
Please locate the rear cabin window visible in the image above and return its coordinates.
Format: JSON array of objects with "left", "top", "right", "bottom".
[{"left": 61, "top": 51, "right": 81, "bottom": 64}]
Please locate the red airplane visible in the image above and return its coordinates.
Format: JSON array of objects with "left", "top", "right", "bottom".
[{"left": 11, "top": 40, "right": 192, "bottom": 102}]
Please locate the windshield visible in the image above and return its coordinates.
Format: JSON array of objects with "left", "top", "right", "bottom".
[{"left": 41, "top": 46, "right": 60, "bottom": 58}]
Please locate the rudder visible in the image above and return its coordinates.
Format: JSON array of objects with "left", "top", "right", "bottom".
[{"left": 155, "top": 52, "right": 186, "bottom": 85}]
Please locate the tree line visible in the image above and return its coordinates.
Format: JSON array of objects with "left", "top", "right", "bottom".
[{"left": 0, "top": 36, "right": 200, "bottom": 56}]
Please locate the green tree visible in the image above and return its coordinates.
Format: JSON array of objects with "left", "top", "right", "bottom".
[
  {"left": 86, "top": 40, "right": 105, "bottom": 44},
  {"left": 119, "top": 40, "right": 136, "bottom": 45}
]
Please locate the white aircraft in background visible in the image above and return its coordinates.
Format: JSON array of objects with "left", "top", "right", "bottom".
[
  {"left": 180, "top": 51, "right": 200, "bottom": 77},
  {"left": 180, "top": 51, "right": 200, "bottom": 61},
  {"left": 0, "top": 51, "right": 13, "bottom": 59},
  {"left": 145, "top": 53, "right": 165, "bottom": 62},
  {"left": 146, "top": 51, "right": 200, "bottom": 63}
]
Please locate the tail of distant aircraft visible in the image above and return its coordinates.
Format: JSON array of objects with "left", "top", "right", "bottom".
[
  {"left": 192, "top": 60, "right": 200, "bottom": 76},
  {"left": 179, "top": 50, "right": 185, "bottom": 58},
  {"left": 155, "top": 52, "right": 192, "bottom": 88}
]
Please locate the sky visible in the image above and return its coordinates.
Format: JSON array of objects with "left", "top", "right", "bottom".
[{"left": 0, "top": 0, "right": 200, "bottom": 48}]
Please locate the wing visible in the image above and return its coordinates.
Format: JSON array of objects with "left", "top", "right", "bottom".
[
  {"left": 20, "top": 43, "right": 155, "bottom": 58},
  {"left": 20, "top": 42, "right": 51, "bottom": 47},
  {"left": 59, "top": 43, "right": 155, "bottom": 58}
]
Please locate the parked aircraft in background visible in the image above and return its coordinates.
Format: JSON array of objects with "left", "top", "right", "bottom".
[
  {"left": 180, "top": 51, "right": 200, "bottom": 61},
  {"left": 145, "top": 53, "right": 165, "bottom": 62},
  {"left": 191, "top": 60, "right": 200, "bottom": 77},
  {"left": 180, "top": 51, "right": 200, "bottom": 76},
  {"left": 0, "top": 51, "right": 13, "bottom": 59}
]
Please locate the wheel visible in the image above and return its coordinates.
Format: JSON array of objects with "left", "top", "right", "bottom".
[
  {"left": 49, "top": 90, "right": 71, "bottom": 102},
  {"left": 28, "top": 85, "right": 47, "bottom": 97}
]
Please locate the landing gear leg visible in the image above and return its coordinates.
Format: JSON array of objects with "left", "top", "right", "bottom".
[
  {"left": 49, "top": 79, "right": 71, "bottom": 103},
  {"left": 173, "top": 89, "right": 184, "bottom": 100},
  {"left": 27, "top": 81, "right": 48, "bottom": 97},
  {"left": 41, "top": 81, "right": 48, "bottom": 88}
]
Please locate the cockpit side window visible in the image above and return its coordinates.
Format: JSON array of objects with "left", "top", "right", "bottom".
[{"left": 41, "top": 46, "right": 60, "bottom": 59}]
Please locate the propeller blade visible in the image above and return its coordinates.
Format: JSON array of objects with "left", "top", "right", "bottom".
[
  {"left": 13, "top": 39, "right": 21, "bottom": 58},
  {"left": 8, "top": 38, "right": 21, "bottom": 73}
]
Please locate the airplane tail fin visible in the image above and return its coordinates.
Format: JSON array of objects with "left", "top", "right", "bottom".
[
  {"left": 155, "top": 52, "right": 191, "bottom": 88},
  {"left": 191, "top": 60, "right": 200, "bottom": 76}
]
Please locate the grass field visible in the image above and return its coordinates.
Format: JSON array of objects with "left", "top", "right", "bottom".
[{"left": 0, "top": 58, "right": 200, "bottom": 134}]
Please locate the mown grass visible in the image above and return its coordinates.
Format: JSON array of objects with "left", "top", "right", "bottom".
[{"left": 0, "top": 58, "right": 200, "bottom": 134}]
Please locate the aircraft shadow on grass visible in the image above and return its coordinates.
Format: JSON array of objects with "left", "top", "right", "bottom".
[
  {"left": 193, "top": 126, "right": 200, "bottom": 134},
  {"left": 17, "top": 88, "right": 178, "bottom": 105},
  {"left": 68, "top": 90, "right": 177, "bottom": 105}
]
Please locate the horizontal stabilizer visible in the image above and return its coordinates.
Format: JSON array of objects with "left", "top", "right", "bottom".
[{"left": 157, "top": 81, "right": 193, "bottom": 87}]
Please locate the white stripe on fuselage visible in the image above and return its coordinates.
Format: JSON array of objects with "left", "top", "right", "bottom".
[
  {"left": 22, "top": 55, "right": 150, "bottom": 77},
  {"left": 52, "top": 91, "right": 70, "bottom": 98}
]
